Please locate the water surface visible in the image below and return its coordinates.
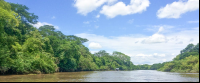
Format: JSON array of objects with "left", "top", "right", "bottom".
[{"left": 0, "top": 70, "right": 199, "bottom": 82}]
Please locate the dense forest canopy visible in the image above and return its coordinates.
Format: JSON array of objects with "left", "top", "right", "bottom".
[{"left": 0, "top": 0, "right": 199, "bottom": 74}]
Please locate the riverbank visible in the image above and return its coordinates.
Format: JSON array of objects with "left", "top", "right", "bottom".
[
  {"left": 0, "top": 69, "right": 134, "bottom": 75},
  {"left": 0, "top": 70, "right": 199, "bottom": 82}
]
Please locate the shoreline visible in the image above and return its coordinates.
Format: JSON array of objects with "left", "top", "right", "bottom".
[{"left": 1, "top": 70, "right": 199, "bottom": 76}]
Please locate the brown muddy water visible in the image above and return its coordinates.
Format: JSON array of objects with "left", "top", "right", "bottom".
[{"left": 0, "top": 70, "right": 199, "bottom": 82}]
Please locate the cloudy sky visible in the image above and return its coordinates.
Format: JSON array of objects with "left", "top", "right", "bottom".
[{"left": 6, "top": 0, "right": 199, "bottom": 65}]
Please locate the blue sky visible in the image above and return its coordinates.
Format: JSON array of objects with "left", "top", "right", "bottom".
[{"left": 5, "top": 0, "right": 199, "bottom": 65}]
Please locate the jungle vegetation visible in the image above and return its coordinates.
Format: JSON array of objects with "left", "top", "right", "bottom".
[
  {"left": 0, "top": 0, "right": 199, "bottom": 74},
  {"left": 0, "top": 0, "right": 136, "bottom": 74},
  {"left": 136, "top": 43, "right": 199, "bottom": 73}
]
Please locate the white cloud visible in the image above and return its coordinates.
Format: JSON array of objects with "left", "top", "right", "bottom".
[
  {"left": 176, "top": 41, "right": 183, "bottom": 44},
  {"left": 189, "top": 38, "right": 194, "bottom": 42},
  {"left": 144, "top": 26, "right": 186, "bottom": 44},
  {"left": 100, "top": 0, "right": 150, "bottom": 18},
  {"left": 142, "top": 34, "right": 168, "bottom": 44},
  {"left": 89, "top": 42, "right": 102, "bottom": 49},
  {"left": 152, "top": 25, "right": 174, "bottom": 29},
  {"left": 136, "top": 54, "right": 152, "bottom": 57},
  {"left": 144, "top": 25, "right": 175, "bottom": 34},
  {"left": 188, "top": 20, "right": 199, "bottom": 23},
  {"left": 83, "top": 21, "right": 90, "bottom": 24},
  {"left": 76, "top": 27, "right": 199, "bottom": 65},
  {"left": 95, "top": 25, "right": 99, "bottom": 29},
  {"left": 128, "top": 19, "right": 134, "bottom": 24},
  {"left": 142, "top": 27, "right": 168, "bottom": 44},
  {"left": 134, "top": 53, "right": 166, "bottom": 64},
  {"left": 158, "top": 54, "right": 166, "bottom": 57},
  {"left": 96, "top": 14, "right": 100, "bottom": 18},
  {"left": 51, "top": 16, "right": 56, "bottom": 19},
  {"left": 157, "top": 0, "right": 199, "bottom": 19},
  {"left": 74, "top": 0, "right": 118, "bottom": 15},
  {"left": 31, "top": 22, "right": 59, "bottom": 29},
  {"left": 157, "top": 27, "right": 164, "bottom": 33},
  {"left": 136, "top": 53, "right": 165, "bottom": 57}
]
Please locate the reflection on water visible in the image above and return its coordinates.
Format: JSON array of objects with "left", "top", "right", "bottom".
[
  {"left": 0, "top": 71, "right": 94, "bottom": 82},
  {"left": 0, "top": 70, "right": 199, "bottom": 82}
]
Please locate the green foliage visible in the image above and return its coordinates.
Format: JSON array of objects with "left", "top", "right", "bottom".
[
  {"left": 0, "top": 1, "right": 57, "bottom": 74},
  {"left": 136, "top": 64, "right": 151, "bottom": 70},
  {"left": 9, "top": 2, "right": 38, "bottom": 44},
  {"left": 1, "top": 0, "right": 138, "bottom": 74},
  {"left": 9, "top": 2, "right": 38, "bottom": 24},
  {"left": 150, "top": 63, "right": 165, "bottom": 70},
  {"left": 0, "top": 45, "right": 13, "bottom": 74},
  {"left": 158, "top": 43, "right": 199, "bottom": 73},
  {"left": 11, "top": 51, "right": 57, "bottom": 74},
  {"left": 78, "top": 55, "right": 98, "bottom": 71},
  {"left": 56, "top": 41, "right": 81, "bottom": 72},
  {"left": 0, "top": 0, "right": 20, "bottom": 27},
  {"left": 136, "top": 43, "right": 199, "bottom": 73},
  {"left": 6, "top": 0, "right": 200, "bottom": 75},
  {"left": 0, "top": 0, "right": 21, "bottom": 49},
  {"left": 93, "top": 50, "right": 136, "bottom": 71},
  {"left": 9, "top": 31, "right": 58, "bottom": 74},
  {"left": 77, "top": 45, "right": 98, "bottom": 71}
]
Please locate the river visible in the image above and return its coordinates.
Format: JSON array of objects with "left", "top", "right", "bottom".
[{"left": 0, "top": 70, "right": 199, "bottom": 82}]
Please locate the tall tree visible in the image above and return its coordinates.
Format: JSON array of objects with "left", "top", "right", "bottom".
[{"left": 9, "top": 2, "right": 38, "bottom": 44}]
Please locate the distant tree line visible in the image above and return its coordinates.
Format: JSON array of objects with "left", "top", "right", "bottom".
[{"left": 136, "top": 43, "right": 199, "bottom": 73}]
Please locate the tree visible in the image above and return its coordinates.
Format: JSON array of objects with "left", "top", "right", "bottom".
[
  {"left": 9, "top": 2, "right": 38, "bottom": 44},
  {"left": 1, "top": 0, "right": 140, "bottom": 74},
  {"left": 158, "top": 43, "right": 199, "bottom": 73},
  {"left": 0, "top": 0, "right": 21, "bottom": 48},
  {"left": 181, "top": 44, "right": 195, "bottom": 53},
  {"left": 9, "top": 3, "right": 38, "bottom": 24},
  {"left": 94, "top": 50, "right": 109, "bottom": 57}
]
